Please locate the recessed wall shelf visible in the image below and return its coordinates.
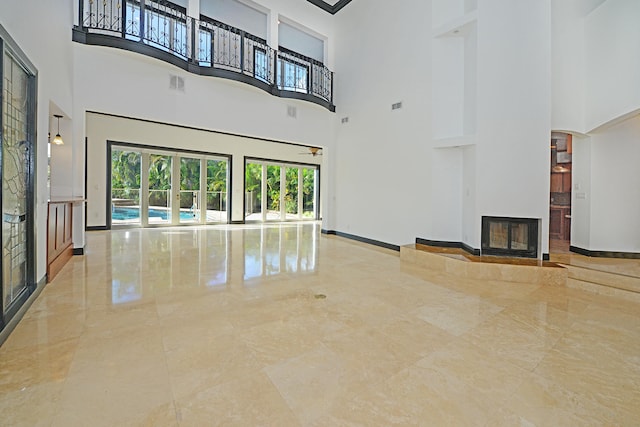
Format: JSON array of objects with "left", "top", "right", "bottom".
[{"left": 432, "top": 134, "right": 476, "bottom": 149}]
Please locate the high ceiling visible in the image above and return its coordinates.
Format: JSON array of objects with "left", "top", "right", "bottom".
[{"left": 306, "top": 0, "right": 353, "bottom": 14}]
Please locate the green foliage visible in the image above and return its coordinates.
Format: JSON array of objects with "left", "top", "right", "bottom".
[
  {"left": 111, "top": 150, "right": 141, "bottom": 203},
  {"left": 285, "top": 167, "right": 298, "bottom": 214},
  {"left": 111, "top": 152, "right": 229, "bottom": 210},
  {"left": 148, "top": 155, "right": 171, "bottom": 207},
  {"left": 180, "top": 157, "right": 200, "bottom": 191},
  {"left": 245, "top": 163, "right": 262, "bottom": 193}
]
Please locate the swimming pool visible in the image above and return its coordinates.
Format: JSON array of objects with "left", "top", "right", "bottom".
[{"left": 112, "top": 207, "right": 196, "bottom": 221}]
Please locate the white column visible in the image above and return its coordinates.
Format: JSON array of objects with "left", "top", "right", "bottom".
[
  {"left": 267, "top": 9, "right": 279, "bottom": 49},
  {"left": 188, "top": 0, "right": 199, "bottom": 17}
]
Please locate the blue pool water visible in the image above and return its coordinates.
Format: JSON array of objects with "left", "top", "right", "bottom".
[{"left": 112, "top": 207, "right": 195, "bottom": 221}]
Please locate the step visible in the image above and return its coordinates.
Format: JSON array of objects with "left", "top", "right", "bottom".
[
  {"left": 566, "top": 277, "right": 640, "bottom": 303},
  {"left": 401, "top": 244, "right": 567, "bottom": 286},
  {"left": 561, "top": 263, "right": 640, "bottom": 302}
]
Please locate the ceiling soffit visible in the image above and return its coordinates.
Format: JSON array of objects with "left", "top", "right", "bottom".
[{"left": 306, "top": 0, "right": 353, "bottom": 15}]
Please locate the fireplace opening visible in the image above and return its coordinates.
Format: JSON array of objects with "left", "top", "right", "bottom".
[{"left": 481, "top": 216, "right": 539, "bottom": 258}]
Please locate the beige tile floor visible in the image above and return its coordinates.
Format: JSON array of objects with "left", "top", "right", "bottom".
[{"left": 1, "top": 223, "right": 639, "bottom": 426}]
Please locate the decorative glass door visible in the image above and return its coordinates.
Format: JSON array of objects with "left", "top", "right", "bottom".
[{"left": 2, "top": 49, "right": 34, "bottom": 318}]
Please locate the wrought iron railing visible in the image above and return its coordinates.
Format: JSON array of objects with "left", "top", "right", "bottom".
[{"left": 75, "top": 0, "right": 334, "bottom": 110}]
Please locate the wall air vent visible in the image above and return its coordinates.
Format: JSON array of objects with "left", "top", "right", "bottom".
[
  {"left": 392, "top": 102, "right": 403, "bottom": 110},
  {"left": 169, "top": 74, "right": 185, "bottom": 92},
  {"left": 341, "top": 117, "right": 349, "bottom": 124},
  {"left": 287, "top": 105, "right": 297, "bottom": 119}
]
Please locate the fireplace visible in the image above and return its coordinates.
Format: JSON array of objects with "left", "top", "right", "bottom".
[{"left": 481, "top": 216, "right": 539, "bottom": 258}]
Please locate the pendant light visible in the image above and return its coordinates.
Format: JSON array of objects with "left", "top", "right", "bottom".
[{"left": 52, "top": 114, "right": 64, "bottom": 145}]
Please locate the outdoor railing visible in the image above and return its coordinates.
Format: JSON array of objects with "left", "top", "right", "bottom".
[{"left": 74, "top": 0, "right": 334, "bottom": 111}]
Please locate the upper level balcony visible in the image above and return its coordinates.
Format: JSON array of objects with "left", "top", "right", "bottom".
[{"left": 72, "top": 0, "right": 335, "bottom": 111}]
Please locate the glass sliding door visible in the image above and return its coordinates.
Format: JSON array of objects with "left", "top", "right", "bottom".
[
  {"left": 206, "top": 158, "right": 227, "bottom": 223},
  {"left": 148, "top": 153, "right": 172, "bottom": 225},
  {"left": 111, "top": 149, "right": 142, "bottom": 225},
  {"left": 2, "top": 49, "right": 35, "bottom": 318},
  {"left": 179, "top": 156, "right": 200, "bottom": 224}
]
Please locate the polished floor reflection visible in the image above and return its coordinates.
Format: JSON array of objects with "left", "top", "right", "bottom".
[{"left": 1, "top": 223, "right": 639, "bottom": 426}]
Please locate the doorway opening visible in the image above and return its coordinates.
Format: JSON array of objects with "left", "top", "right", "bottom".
[{"left": 549, "top": 132, "right": 572, "bottom": 253}]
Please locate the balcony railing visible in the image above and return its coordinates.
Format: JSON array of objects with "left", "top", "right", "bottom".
[{"left": 73, "top": 0, "right": 335, "bottom": 111}]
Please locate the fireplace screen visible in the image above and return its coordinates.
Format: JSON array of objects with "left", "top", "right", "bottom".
[{"left": 482, "top": 217, "right": 538, "bottom": 258}]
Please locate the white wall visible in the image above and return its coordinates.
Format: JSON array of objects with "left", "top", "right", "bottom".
[
  {"left": 430, "top": 148, "right": 462, "bottom": 242},
  {"left": 585, "top": 0, "right": 640, "bottom": 131},
  {"left": 587, "top": 115, "right": 640, "bottom": 252},
  {"left": 85, "top": 113, "right": 322, "bottom": 227},
  {"left": 1, "top": 0, "right": 75, "bottom": 282},
  {"left": 474, "top": 0, "right": 552, "bottom": 255},
  {"left": 331, "top": 0, "right": 433, "bottom": 245},
  {"left": 551, "top": 0, "right": 587, "bottom": 133},
  {"left": 570, "top": 134, "right": 592, "bottom": 249},
  {"left": 200, "top": 0, "right": 268, "bottom": 38},
  {"left": 278, "top": 20, "right": 324, "bottom": 62}
]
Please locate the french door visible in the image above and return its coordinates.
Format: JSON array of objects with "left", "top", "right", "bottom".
[
  {"left": 110, "top": 144, "right": 229, "bottom": 227},
  {"left": 245, "top": 159, "right": 318, "bottom": 222}
]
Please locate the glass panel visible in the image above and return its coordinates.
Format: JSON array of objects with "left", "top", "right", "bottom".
[
  {"left": 198, "top": 29, "right": 212, "bottom": 65},
  {"left": 245, "top": 162, "right": 262, "bottom": 220},
  {"left": 206, "top": 159, "right": 227, "bottom": 223},
  {"left": 511, "top": 223, "right": 529, "bottom": 250},
  {"left": 2, "top": 53, "right": 30, "bottom": 310},
  {"left": 125, "top": 3, "right": 141, "bottom": 39},
  {"left": 148, "top": 154, "right": 172, "bottom": 225},
  {"left": 285, "top": 167, "right": 298, "bottom": 219},
  {"left": 179, "top": 157, "right": 200, "bottom": 223},
  {"left": 489, "top": 222, "right": 509, "bottom": 249},
  {"left": 266, "top": 165, "right": 281, "bottom": 220},
  {"left": 254, "top": 48, "right": 268, "bottom": 82},
  {"left": 302, "top": 168, "right": 316, "bottom": 219},
  {"left": 111, "top": 149, "right": 141, "bottom": 225}
]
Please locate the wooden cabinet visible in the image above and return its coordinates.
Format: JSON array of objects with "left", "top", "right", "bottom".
[
  {"left": 550, "top": 206, "right": 571, "bottom": 241},
  {"left": 47, "top": 201, "right": 74, "bottom": 282},
  {"left": 551, "top": 172, "right": 571, "bottom": 192}
]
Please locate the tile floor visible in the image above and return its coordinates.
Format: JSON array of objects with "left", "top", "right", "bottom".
[{"left": 1, "top": 223, "right": 639, "bottom": 426}]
